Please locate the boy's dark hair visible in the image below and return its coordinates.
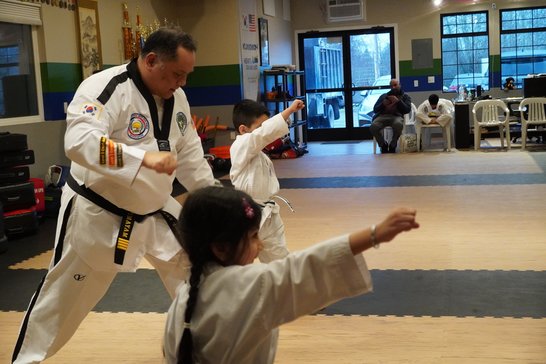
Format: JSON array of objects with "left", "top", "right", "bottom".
[
  {"left": 233, "top": 99, "right": 270, "bottom": 131},
  {"left": 428, "top": 94, "right": 439, "bottom": 105},
  {"left": 141, "top": 26, "right": 197, "bottom": 62},
  {"left": 176, "top": 186, "right": 261, "bottom": 364}
]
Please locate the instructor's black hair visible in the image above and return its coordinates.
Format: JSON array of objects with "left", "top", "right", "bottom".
[{"left": 141, "top": 26, "right": 197, "bottom": 62}]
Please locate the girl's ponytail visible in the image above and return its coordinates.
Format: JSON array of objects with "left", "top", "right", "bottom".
[
  {"left": 177, "top": 263, "right": 203, "bottom": 364},
  {"left": 174, "top": 186, "right": 262, "bottom": 363}
]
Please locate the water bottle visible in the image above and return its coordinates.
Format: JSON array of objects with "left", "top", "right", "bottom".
[{"left": 458, "top": 86, "right": 465, "bottom": 101}]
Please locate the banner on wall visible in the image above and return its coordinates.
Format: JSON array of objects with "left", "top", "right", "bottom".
[{"left": 239, "top": 0, "right": 260, "bottom": 100}]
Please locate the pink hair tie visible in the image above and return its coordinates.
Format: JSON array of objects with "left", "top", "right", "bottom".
[{"left": 242, "top": 198, "right": 254, "bottom": 219}]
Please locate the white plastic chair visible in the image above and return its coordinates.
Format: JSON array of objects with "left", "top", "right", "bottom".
[
  {"left": 415, "top": 98, "right": 453, "bottom": 152},
  {"left": 519, "top": 97, "right": 546, "bottom": 150},
  {"left": 373, "top": 102, "right": 416, "bottom": 154},
  {"left": 472, "top": 99, "right": 511, "bottom": 150}
]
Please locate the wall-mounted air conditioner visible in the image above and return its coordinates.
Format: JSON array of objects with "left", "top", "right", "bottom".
[{"left": 326, "top": 0, "right": 365, "bottom": 23}]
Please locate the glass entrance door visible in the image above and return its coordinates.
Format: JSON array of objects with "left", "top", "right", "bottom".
[{"left": 298, "top": 28, "right": 395, "bottom": 141}]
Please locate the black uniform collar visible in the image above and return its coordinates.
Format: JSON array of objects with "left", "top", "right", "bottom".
[{"left": 126, "top": 59, "right": 174, "bottom": 149}]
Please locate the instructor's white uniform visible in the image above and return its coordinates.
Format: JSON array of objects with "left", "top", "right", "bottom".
[
  {"left": 230, "top": 113, "right": 291, "bottom": 262},
  {"left": 163, "top": 235, "right": 373, "bottom": 364},
  {"left": 12, "top": 59, "right": 214, "bottom": 364}
]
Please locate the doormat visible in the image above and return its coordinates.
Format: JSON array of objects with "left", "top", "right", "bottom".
[{"left": 321, "top": 141, "right": 361, "bottom": 144}]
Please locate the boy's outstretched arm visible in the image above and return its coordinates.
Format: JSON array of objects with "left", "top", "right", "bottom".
[{"left": 281, "top": 99, "right": 305, "bottom": 122}]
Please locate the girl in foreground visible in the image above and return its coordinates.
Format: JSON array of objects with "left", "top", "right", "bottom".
[{"left": 163, "top": 186, "right": 419, "bottom": 363}]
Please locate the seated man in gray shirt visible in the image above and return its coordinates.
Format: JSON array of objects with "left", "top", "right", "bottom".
[{"left": 370, "top": 79, "right": 412, "bottom": 153}]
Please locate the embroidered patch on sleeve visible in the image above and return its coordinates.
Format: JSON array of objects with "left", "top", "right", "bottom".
[
  {"left": 116, "top": 143, "right": 123, "bottom": 167},
  {"left": 81, "top": 103, "right": 102, "bottom": 118},
  {"left": 100, "top": 137, "right": 123, "bottom": 168},
  {"left": 100, "top": 137, "right": 107, "bottom": 165},
  {"left": 108, "top": 140, "right": 116, "bottom": 166}
]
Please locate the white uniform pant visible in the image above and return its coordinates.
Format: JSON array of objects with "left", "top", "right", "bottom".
[
  {"left": 12, "top": 242, "right": 189, "bottom": 364},
  {"left": 257, "top": 205, "right": 290, "bottom": 263},
  {"left": 415, "top": 112, "right": 453, "bottom": 128}
]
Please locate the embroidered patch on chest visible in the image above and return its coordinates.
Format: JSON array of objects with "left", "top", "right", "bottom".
[
  {"left": 176, "top": 112, "right": 188, "bottom": 136},
  {"left": 127, "top": 113, "right": 150, "bottom": 140}
]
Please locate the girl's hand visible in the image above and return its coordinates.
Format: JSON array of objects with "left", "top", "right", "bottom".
[{"left": 376, "top": 208, "right": 419, "bottom": 244}]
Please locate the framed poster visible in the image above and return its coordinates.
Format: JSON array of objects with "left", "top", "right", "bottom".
[
  {"left": 77, "top": 0, "right": 103, "bottom": 79},
  {"left": 263, "top": 0, "right": 275, "bottom": 16},
  {"left": 258, "top": 18, "right": 269, "bottom": 66}
]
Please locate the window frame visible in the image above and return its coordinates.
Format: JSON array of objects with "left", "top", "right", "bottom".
[
  {"left": 499, "top": 6, "right": 546, "bottom": 89},
  {"left": 440, "top": 10, "right": 490, "bottom": 93},
  {"left": 0, "top": 23, "right": 44, "bottom": 126}
]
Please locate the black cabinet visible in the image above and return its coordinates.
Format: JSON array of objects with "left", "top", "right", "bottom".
[
  {"left": 454, "top": 102, "right": 472, "bottom": 149},
  {"left": 263, "top": 70, "right": 307, "bottom": 150}
]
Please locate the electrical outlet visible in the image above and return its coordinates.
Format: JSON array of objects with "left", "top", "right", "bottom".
[
  {"left": 413, "top": 80, "right": 419, "bottom": 87},
  {"left": 63, "top": 102, "right": 68, "bottom": 113},
  {"left": 230, "top": 131, "right": 236, "bottom": 140}
]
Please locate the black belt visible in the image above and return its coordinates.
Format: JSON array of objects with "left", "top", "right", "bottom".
[{"left": 67, "top": 174, "right": 181, "bottom": 265}]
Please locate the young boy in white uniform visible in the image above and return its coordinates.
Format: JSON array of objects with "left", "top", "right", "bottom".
[
  {"left": 416, "top": 93, "right": 453, "bottom": 128},
  {"left": 229, "top": 99, "right": 305, "bottom": 262},
  {"left": 12, "top": 27, "right": 216, "bottom": 364}
]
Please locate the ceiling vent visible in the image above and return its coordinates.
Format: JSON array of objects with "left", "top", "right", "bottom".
[{"left": 326, "top": 0, "right": 365, "bottom": 23}]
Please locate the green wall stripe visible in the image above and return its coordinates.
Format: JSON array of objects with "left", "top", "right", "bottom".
[
  {"left": 186, "top": 64, "right": 241, "bottom": 87},
  {"left": 490, "top": 55, "right": 501, "bottom": 72},
  {"left": 399, "top": 59, "right": 442, "bottom": 77},
  {"left": 39, "top": 62, "right": 241, "bottom": 92},
  {"left": 40, "top": 63, "right": 82, "bottom": 93},
  {"left": 400, "top": 55, "right": 501, "bottom": 77}
]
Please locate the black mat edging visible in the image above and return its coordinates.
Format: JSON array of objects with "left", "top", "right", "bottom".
[
  {"left": 3, "top": 268, "right": 545, "bottom": 318},
  {"left": 279, "top": 173, "right": 546, "bottom": 189},
  {"left": 318, "top": 269, "right": 546, "bottom": 318}
]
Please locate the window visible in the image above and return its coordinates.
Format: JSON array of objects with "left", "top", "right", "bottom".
[
  {"left": 441, "top": 11, "right": 489, "bottom": 92},
  {"left": 500, "top": 6, "right": 546, "bottom": 88},
  {"left": 0, "top": 0, "right": 42, "bottom": 124}
]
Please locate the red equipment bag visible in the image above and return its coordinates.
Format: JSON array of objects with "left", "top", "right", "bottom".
[{"left": 30, "top": 177, "right": 46, "bottom": 215}]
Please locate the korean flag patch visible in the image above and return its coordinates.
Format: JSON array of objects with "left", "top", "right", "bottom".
[{"left": 81, "top": 103, "right": 101, "bottom": 117}]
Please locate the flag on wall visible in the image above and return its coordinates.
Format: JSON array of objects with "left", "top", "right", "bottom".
[
  {"left": 239, "top": 0, "right": 260, "bottom": 100},
  {"left": 248, "top": 14, "right": 256, "bottom": 32}
]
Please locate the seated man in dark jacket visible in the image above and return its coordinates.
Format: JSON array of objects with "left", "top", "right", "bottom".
[{"left": 370, "top": 79, "right": 412, "bottom": 153}]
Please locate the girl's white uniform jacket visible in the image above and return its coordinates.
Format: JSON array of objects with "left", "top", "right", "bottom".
[
  {"left": 64, "top": 60, "right": 214, "bottom": 271},
  {"left": 163, "top": 235, "right": 373, "bottom": 364}
]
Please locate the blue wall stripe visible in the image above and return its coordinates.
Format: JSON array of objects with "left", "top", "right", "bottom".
[
  {"left": 43, "top": 85, "right": 242, "bottom": 120},
  {"left": 184, "top": 85, "right": 243, "bottom": 106},
  {"left": 43, "top": 91, "right": 75, "bottom": 121}
]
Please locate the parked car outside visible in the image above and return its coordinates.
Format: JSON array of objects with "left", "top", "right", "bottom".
[
  {"left": 443, "top": 72, "right": 489, "bottom": 92},
  {"left": 357, "top": 75, "right": 391, "bottom": 126}
]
